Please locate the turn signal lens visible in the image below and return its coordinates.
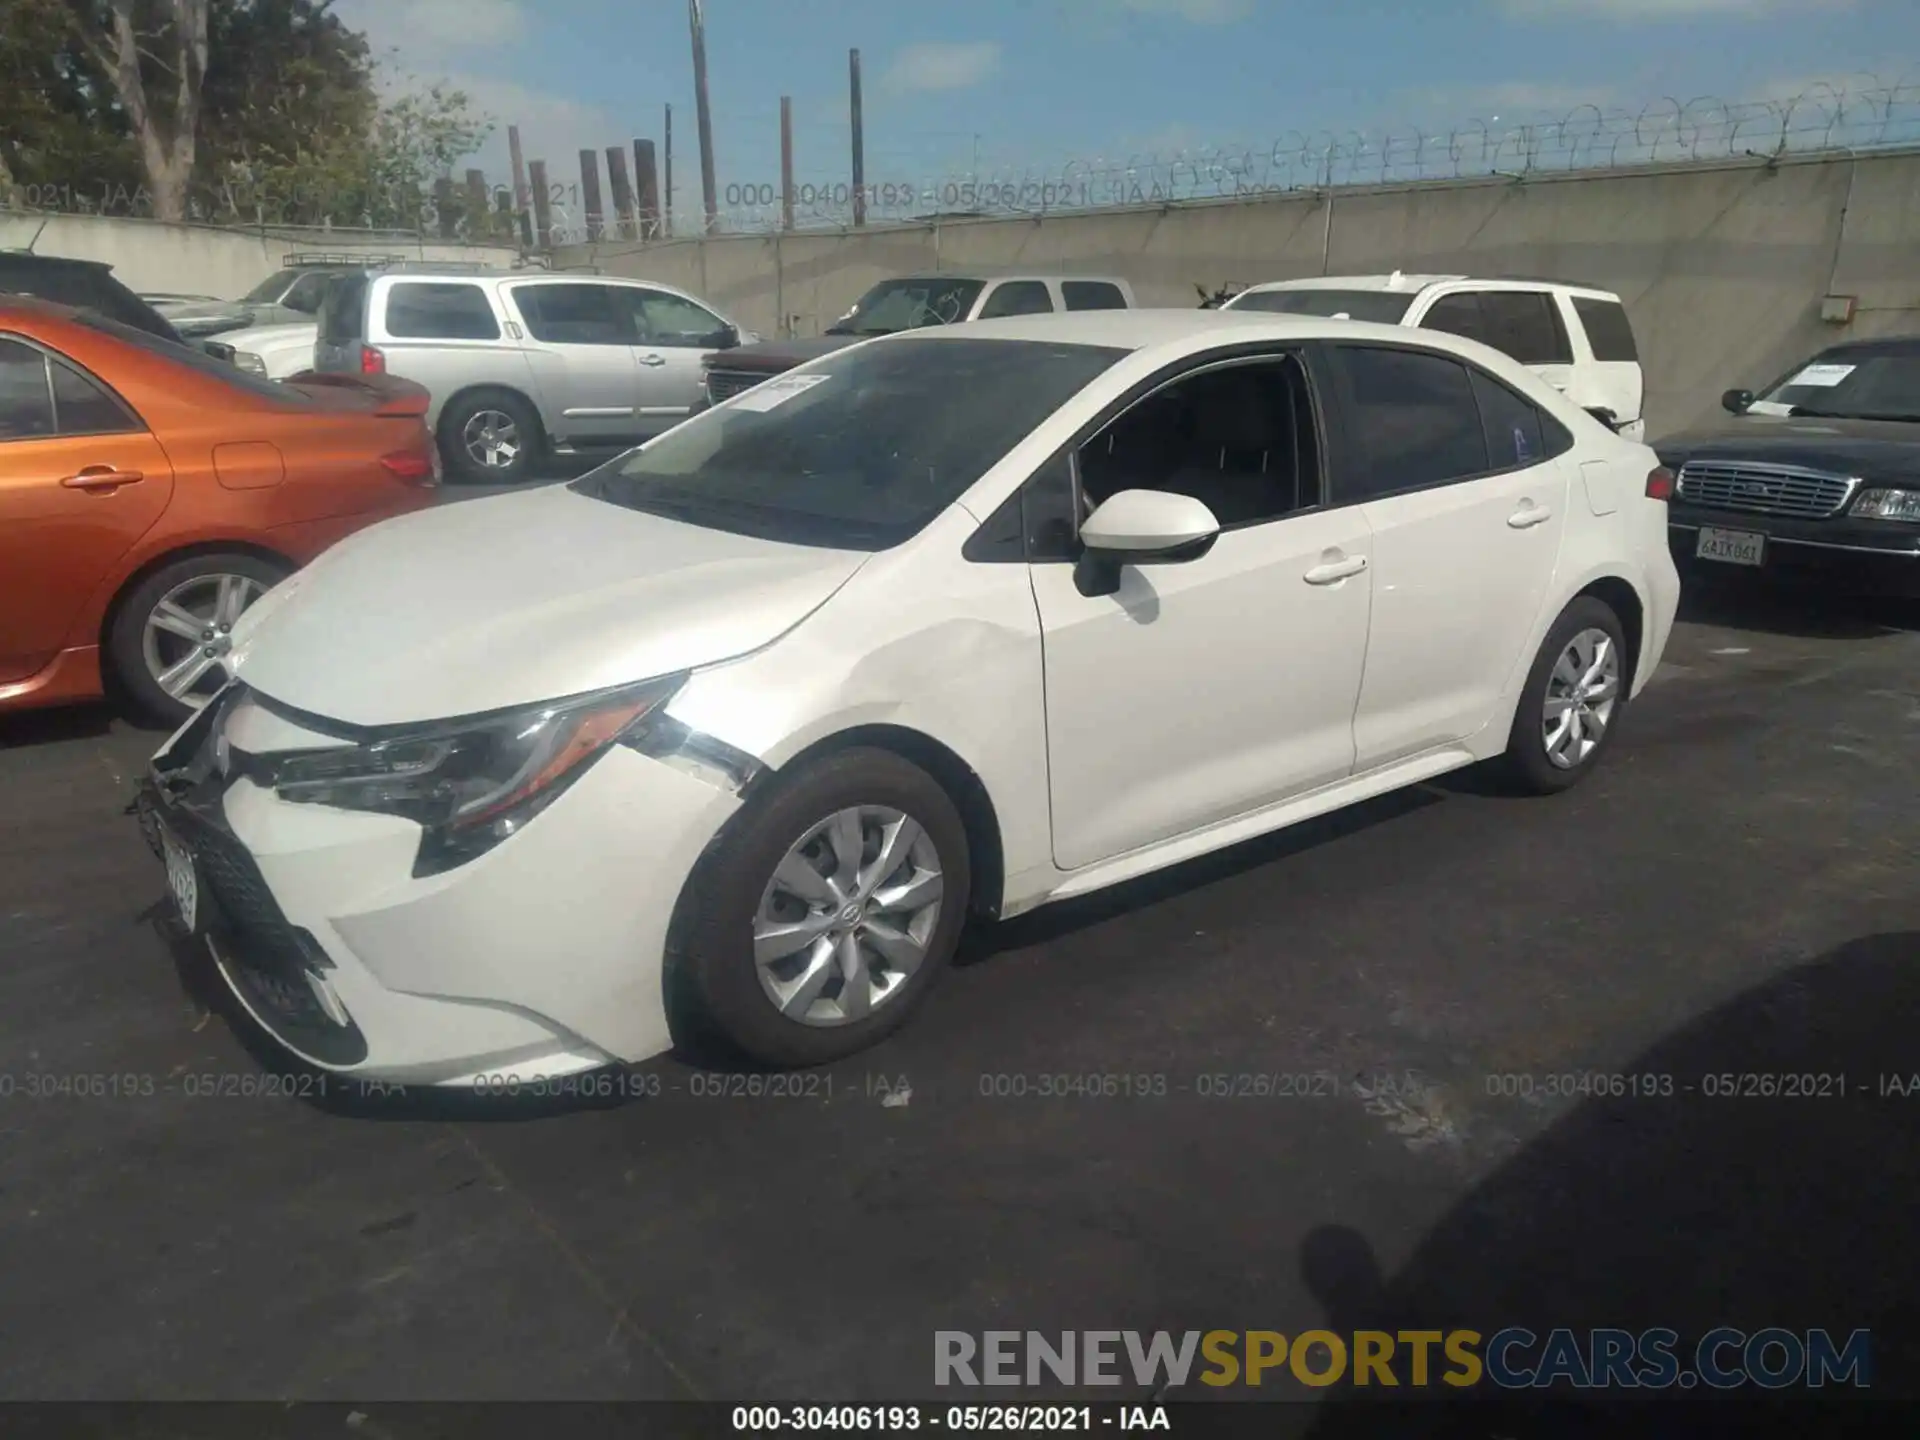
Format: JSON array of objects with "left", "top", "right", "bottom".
[{"left": 1645, "top": 466, "right": 1676, "bottom": 501}]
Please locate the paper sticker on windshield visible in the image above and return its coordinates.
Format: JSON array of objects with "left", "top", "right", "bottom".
[
  {"left": 1788, "top": 363, "right": 1855, "bottom": 388},
  {"left": 1745, "top": 400, "right": 1795, "bottom": 417},
  {"left": 729, "top": 373, "right": 830, "bottom": 412}
]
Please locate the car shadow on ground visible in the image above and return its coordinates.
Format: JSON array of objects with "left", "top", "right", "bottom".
[
  {"left": 1274, "top": 930, "right": 1920, "bottom": 1435},
  {"left": 1675, "top": 570, "right": 1920, "bottom": 639}
]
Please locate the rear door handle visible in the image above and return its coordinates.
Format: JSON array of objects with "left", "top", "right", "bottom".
[
  {"left": 1508, "top": 504, "right": 1553, "bottom": 529},
  {"left": 1304, "top": 555, "right": 1368, "bottom": 585},
  {"left": 638, "top": 353, "right": 667, "bottom": 367},
  {"left": 62, "top": 466, "right": 144, "bottom": 492}
]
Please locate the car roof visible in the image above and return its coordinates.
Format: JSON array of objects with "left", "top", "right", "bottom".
[
  {"left": 884, "top": 272, "right": 1133, "bottom": 286},
  {"left": 884, "top": 306, "right": 1426, "bottom": 353}
]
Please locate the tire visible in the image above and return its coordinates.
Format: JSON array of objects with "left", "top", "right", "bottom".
[
  {"left": 677, "top": 747, "right": 973, "bottom": 1068},
  {"left": 1497, "top": 595, "right": 1631, "bottom": 795},
  {"left": 439, "top": 388, "right": 542, "bottom": 484},
  {"left": 108, "top": 551, "right": 291, "bottom": 727}
]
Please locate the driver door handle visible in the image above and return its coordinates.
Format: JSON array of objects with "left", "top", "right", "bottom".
[
  {"left": 1508, "top": 504, "right": 1553, "bottom": 529},
  {"left": 637, "top": 353, "right": 667, "bottom": 367},
  {"left": 1304, "top": 555, "right": 1368, "bottom": 585},
  {"left": 62, "top": 465, "right": 144, "bottom": 492}
]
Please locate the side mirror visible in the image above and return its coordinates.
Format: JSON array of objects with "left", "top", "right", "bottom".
[
  {"left": 1073, "top": 489, "right": 1220, "bottom": 598},
  {"left": 1722, "top": 388, "right": 1754, "bottom": 415},
  {"left": 708, "top": 325, "right": 741, "bottom": 350}
]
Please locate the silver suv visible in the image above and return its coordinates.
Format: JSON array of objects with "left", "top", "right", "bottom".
[{"left": 314, "top": 268, "right": 754, "bottom": 483}]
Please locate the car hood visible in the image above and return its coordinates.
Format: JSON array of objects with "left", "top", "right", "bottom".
[
  {"left": 1657, "top": 415, "right": 1920, "bottom": 484},
  {"left": 223, "top": 321, "right": 318, "bottom": 351},
  {"left": 226, "top": 484, "right": 871, "bottom": 728},
  {"left": 707, "top": 335, "right": 864, "bottom": 373}
]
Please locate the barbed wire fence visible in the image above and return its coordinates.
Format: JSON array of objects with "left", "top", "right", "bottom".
[{"left": 542, "top": 73, "right": 1920, "bottom": 242}]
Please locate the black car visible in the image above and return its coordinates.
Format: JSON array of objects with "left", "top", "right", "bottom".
[
  {"left": 0, "top": 253, "right": 185, "bottom": 344},
  {"left": 1660, "top": 337, "right": 1920, "bottom": 597}
]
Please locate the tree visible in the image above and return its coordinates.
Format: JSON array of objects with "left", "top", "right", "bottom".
[{"left": 73, "top": 0, "right": 211, "bottom": 222}]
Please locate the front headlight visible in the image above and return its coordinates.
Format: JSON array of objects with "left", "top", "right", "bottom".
[
  {"left": 234, "top": 351, "right": 269, "bottom": 377},
  {"left": 1851, "top": 488, "right": 1920, "bottom": 522},
  {"left": 267, "top": 673, "right": 686, "bottom": 875}
]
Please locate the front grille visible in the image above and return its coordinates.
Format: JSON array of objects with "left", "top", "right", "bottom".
[
  {"left": 1676, "top": 461, "right": 1858, "bottom": 520},
  {"left": 705, "top": 368, "right": 770, "bottom": 403}
]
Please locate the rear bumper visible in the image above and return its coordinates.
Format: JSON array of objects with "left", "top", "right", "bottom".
[{"left": 1668, "top": 509, "right": 1920, "bottom": 597}]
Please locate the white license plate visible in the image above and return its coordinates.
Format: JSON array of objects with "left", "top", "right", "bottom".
[
  {"left": 159, "top": 823, "right": 200, "bottom": 934},
  {"left": 1696, "top": 526, "right": 1766, "bottom": 566}
]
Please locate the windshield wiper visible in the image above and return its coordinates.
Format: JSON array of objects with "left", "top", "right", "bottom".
[{"left": 823, "top": 324, "right": 857, "bottom": 335}]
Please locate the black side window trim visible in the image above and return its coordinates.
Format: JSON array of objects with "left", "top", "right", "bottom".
[
  {"left": 1318, "top": 340, "right": 1567, "bottom": 507},
  {"left": 961, "top": 341, "right": 1334, "bottom": 564},
  {"left": 0, "top": 331, "right": 145, "bottom": 439}
]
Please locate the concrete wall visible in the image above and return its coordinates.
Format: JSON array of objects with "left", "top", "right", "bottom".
[
  {"left": 561, "top": 149, "right": 1920, "bottom": 437},
  {"left": 0, "top": 211, "right": 519, "bottom": 300}
]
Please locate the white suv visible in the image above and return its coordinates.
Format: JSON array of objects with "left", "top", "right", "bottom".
[{"left": 1223, "top": 274, "right": 1646, "bottom": 441}]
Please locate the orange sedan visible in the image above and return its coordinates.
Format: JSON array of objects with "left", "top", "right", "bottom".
[{"left": 0, "top": 297, "right": 439, "bottom": 725}]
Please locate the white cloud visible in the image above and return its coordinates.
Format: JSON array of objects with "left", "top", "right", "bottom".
[
  {"left": 881, "top": 42, "right": 1002, "bottom": 94},
  {"left": 333, "top": 0, "right": 528, "bottom": 55},
  {"left": 1110, "top": 0, "right": 1254, "bottom": 20},
  {"left": 1501, "top": 0, "right": 1852, "bottom": 16},
  {"left": 433, "top": 73, "right": 626, "bottom": 180}
]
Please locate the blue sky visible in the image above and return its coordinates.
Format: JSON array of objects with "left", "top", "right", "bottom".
[{"left": 332, "top": 0, "right": 1915, "bottom": 221}]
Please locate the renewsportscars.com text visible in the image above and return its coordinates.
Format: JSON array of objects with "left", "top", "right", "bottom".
[{"left": 935, "top": 1327, "right": 1871, "bottom": 1391}]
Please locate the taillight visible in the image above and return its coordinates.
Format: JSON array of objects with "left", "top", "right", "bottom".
[
  {"left": 360, "top": 346, "right": 386, "bottom": 375},
  {"left": 380, "top": 449, "right": 435, "bottom": 483},
  {"left": 1645, "top": 465, "right": 1675, "bottom": 501}
]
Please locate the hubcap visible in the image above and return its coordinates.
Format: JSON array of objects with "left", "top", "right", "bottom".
[
  {"left": 1542, "top": 627, "right": 1620, "bottom": 770},
  {"left": 141, "top": 573, "right": 267, "bottom": 708},
  {"left": 752, "top": 806, "right": 945, "bottom": 1027},
  {"left": 463, "top": 409, "right": 520, "bottom": 468}
]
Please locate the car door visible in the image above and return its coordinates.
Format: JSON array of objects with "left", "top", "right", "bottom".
[
  {"left": 506, "top": 281, "right": 645, "bottom": 446},
  {"left": 0, "top": 335, "right": 173, "bottom": 685},
  {"left": 1025, "top": 349, "right": 1373, "bottom": 871},
  {"left": 623, "top": 285, "right": 734, "bottom": 433},
  {"left": 1320, "top": 341, "right": 1572, "bottom": 772}
]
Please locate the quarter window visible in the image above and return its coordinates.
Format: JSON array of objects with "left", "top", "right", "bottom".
[
  {"left": 977, "top": 281, "right": 1055, "bottom": 319},
  {"left": 1062, "top": 281, "right": 1128, "bottom": 311},
  {"left": 1468, "top": 369, "right": 1547, "bottom": 471},
  {"left": 383, "top": 282, "right": 502, "bottom": 341},
  {"left": 50, "top": 356, "right": 138, "bottom": 434},
  {"left": 1329, "top": 345, "right": 1490, "bottom": 500},
  {"left": 0, "top": 338, "right": 55, "bottom": 440}
]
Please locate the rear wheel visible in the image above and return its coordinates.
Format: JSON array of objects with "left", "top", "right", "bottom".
[
  {"left": 108, "top": 551, "right": 290, "bottom": 726},
  {"left": 677, "top": 748, "right": 972, "bottom": 1067},
  {"left": 439, "top": 389, "right": 541, "bottom": 484},
  {"left": 1497, "top": 596, "right": 1630, "bottom": 795}
]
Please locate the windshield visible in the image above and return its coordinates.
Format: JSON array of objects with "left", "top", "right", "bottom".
[
  {"left": 574, "top": 336, "right": 1127, "bottom": 550},
  {"left": 240, "top": 270, "right": 298, "bottom": 305},
  {"left": 1748, "top": 350, "right": 1920, "bottom": 423},
  {"left": 824, "top": 278, "right": 987, "bottom": 336},
  {"left": 1226, "top": 288, "right": 1416, "bottom": 323}
]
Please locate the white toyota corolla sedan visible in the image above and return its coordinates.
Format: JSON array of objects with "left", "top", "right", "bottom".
[{"left": 136, "top": 309, "right": 1681, "bottom": 1084}]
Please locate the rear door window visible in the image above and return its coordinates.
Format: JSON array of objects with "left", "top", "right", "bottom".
[
  {"left": 1477, "top": 291, "right": 1573, "bottom": 365},
  {"left": 977, "top": 281, "right": 1055, "bottom": 319},
  {"left": 513, "top": 283, "right": 635, "bottom": 344},
  {"left": 1572, "top": 296, "right": 1639, "bottom": 362},
  {"left": 0, "top": 338, "right": 55, "bottom": 440},
  {"left": 383, "top": 282, "right": 501, "bottom": 341},
  {"left": 1327, "top": 344, "right": 1491, "bottom": 501},
  {"left": 280, "top": 271, "right": 332, "bottom": 315},
  {"left": 1062, "top": 281, "right": 1128, "bottom": 311}
]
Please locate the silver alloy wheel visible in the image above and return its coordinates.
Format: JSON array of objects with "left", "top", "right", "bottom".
[
  {"left": 1542, "top": 626, "right": 1621, "bottom": 770},
  {"left": 141, "top": 573, "right": 267, "bottom": 707},
  {"left": 462, "top": 408, "right": 520, "bottom": 469},
  {"left": 752, "top": 806, "right": 945, "bottom": 1027}
]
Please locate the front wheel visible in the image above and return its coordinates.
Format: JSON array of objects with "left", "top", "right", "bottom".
[
  {"left": 1497, "top": 596, "right": 1630, "bottom": 795},
  {"left": 108, "top": 551, "right": 290, "bottom": 726},
  {"left": 677, "top": 748, "right": 972, "bottom": 1067}
]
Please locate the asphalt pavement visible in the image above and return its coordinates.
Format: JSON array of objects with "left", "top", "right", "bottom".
[{"left": 1, "top": 572, "right": 1916, "bottom": 1428}]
